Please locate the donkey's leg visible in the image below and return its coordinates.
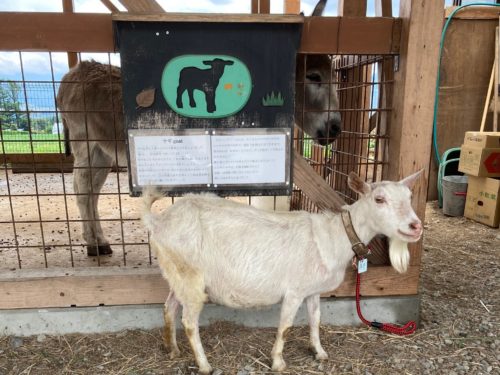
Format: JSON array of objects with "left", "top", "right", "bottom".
[
  {"left": 271, "top": 294, "right": 303, "bottom": 372},
  {"left": 163, "top": 290, "right": 181, "bottom": 358},
  {"left": 306, "top": 294, "right": 328, "bottom": 360},
  {"left": 72, "top": 143, "right": 113, "bottom": 256}
]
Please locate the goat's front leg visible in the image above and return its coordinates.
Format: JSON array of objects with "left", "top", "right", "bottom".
[
  {"left": 271, "top": 294, "right": 303, "bottom": 372},
  {"left": 306, "top": 294, "right": 328, "bottom": 360}
]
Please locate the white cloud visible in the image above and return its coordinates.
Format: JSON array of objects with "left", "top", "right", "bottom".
[{"left": 0, "top": 0, "right": 61, "bottom": 12}]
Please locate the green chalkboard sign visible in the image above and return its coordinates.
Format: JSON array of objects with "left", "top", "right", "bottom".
[
  {"left": 114, "top": 17, "right": 302, "bottom": 197},
  {"left": 161, "top": 55, "right": 252, "bottom": 118}
]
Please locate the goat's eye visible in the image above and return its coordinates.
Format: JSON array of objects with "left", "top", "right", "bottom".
[
  {"left": 375, "top": 196, "right": 386, "bottom": 204},
  {"left": 306, "top": 73, "right": 322, "bottom": 83}
]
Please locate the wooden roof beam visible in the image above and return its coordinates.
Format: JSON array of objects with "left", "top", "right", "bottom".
[{"left": 118, "top": 0, "right": 165, "bottom": 13}]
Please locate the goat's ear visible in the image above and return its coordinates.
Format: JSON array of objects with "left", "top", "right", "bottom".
[
  {"left": 202, "top": 60, "right": 213, "bottom": 66},
  {"left": 311, "top": 0, "right": 327, "bottom": 16},
  {"left": 348, "top": 172, "right": 371, "bottom": 195},
  {"left": 400, "top": 169, "right": 424, "bottom": 190}
]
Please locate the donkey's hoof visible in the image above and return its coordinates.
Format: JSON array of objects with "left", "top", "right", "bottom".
[{"left": 87, "top": 245, "right": 113, "bottom": 256}]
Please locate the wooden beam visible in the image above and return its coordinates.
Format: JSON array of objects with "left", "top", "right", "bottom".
[
  {"left": 300, "top": 17, "right": 401, "bottom": 54},
  {"left": 284, "top": 0, "right": 300, "bottom": 15},
  {"left": 0, "top": 12, "right": 114, "bottom": 52},
  {"left": 293, "top": 152, "right": 346, "bottom": 211},
  {"left": 112, "top": 13, "right": 303, "bottom": 23},
  {"left": 0, "top": 264, "right": 419, "bottom": 309},
  {"left": 118, "top": 0, "right": 164, "bottom": 13},
  {"left": 338, "top": 0, "right": 367, "bottom": 17},
  {"left": 101, "top": 0, "right": 120, "bottom": 13},
  {"left": 3, "top": 153, "right": 74, "bottom": 173},
  {"left": 0, "top": 12, "right": 401, "bottom": 55},
  {"left": 387, "top": 0, "right": 444, "bottom": 265}
]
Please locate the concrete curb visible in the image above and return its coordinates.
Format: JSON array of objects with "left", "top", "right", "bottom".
[{"left": 1, "top": 296, "right": 420, "bottom": 337}]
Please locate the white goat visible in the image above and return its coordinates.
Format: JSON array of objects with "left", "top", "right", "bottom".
[{"left": 141, "top": 170, "right": 423, "bottom": 374}]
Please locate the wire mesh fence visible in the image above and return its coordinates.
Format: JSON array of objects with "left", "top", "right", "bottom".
[
  {"left": 0, "top": 51, "right": 393, "bottom": 270},
  {"left": 291, "top": 54, "right": 393, "bottom": 211}
]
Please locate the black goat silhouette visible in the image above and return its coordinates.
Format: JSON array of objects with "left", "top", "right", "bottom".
[{"left": 176, "top": 58, "right": 234, "bottom": 113}]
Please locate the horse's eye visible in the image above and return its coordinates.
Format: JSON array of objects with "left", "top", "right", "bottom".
[{"left": 306, "top": 73, "right": 322, "bottom": 83}]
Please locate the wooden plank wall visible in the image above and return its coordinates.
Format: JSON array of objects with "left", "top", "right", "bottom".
[
  {"left": 428, "top": 10, "right": 498, "bottom": 200},
  {"left": 0, "top": 265, "right": 420, "bottom": 309}
]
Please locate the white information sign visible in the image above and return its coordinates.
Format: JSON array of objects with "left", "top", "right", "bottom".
[
  {"left": 133, "top": 135, "right": 211, "bottom": 185},
  {"left": 129, "top": 129, "right": 289, "bottom": 189},
  {"left": 211, "top": 134, "right": 286, "bottom": 185}
]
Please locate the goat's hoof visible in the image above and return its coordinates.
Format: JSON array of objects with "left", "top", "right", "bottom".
[
  {"left": 169, "top": 348, "right": 181, "bottom": 359},
  {"left": 315, "top": 351, "right": 328, "bottom": 360},
  {"left": 87, "top": 245, "right": 113, "bottom": 256},
  {"left": 198, "top": 364, "right": 213, "bottom": 374},
  {"left": 271, "top": 359, "right": 287, "bottom": 372}
]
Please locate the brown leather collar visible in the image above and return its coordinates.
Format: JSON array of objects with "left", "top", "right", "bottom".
[{"left": 341, "top": 210, "right": 371, "bottom": 259}]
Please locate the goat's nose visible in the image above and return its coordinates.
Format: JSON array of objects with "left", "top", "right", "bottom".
[{"left": 409, "top": 220, "right": 422, "bottom": 233}]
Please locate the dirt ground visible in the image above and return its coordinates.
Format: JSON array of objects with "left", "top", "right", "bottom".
[{"left": 0, "top": 201, "right": 498, "bottom": 374}]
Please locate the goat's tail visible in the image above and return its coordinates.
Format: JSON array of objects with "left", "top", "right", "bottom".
[{"left": 141, "top": 187, "right": 163, "bottom": 232}]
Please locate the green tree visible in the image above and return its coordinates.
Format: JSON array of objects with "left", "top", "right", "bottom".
[{"left": 0, "top": 81, "right": 27, "bottom": 131}]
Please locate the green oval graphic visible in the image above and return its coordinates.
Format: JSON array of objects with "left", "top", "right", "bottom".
[{"left": 161, "top": 55, "right": 252, "bottom": 118}]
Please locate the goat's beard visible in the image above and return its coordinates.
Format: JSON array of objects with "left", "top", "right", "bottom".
[{"left": 389, "top": 238, "right": 410, "bottom": 273}]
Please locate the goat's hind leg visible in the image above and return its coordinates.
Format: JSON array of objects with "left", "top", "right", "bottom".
[
  {"left": 162, "top": 290, "right": 181, "bottom": 358},
  {"left": 271, "top": 294, "right": 303, "bottom": 372},
  {"left": 306, "top": 294, "right": 328, "bottom": 360}
]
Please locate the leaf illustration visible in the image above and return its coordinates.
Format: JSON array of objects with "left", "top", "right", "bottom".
[{"left": 136, "top": 88, "right": 155, "bottom": 108}]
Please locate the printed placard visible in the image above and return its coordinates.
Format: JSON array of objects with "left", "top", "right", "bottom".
[
  {"left": 132, "top": 134, "right": 212, "bottom": 186},
  {"left": 128, "top": 129, "right": 290, "bottom": 193},
  {"left": 211, "top": 134, "right": 287, "bottom": 185}
]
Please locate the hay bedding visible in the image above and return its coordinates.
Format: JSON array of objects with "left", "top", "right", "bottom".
[{"left": 0, "top": 202, "right": 499, "bottom": 375}]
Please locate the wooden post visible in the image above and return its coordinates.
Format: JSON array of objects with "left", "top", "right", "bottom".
[
  {"left": 62, "top": 0, "right": 78, "bottom": 68},
  {"left": 284, "top": 0, "right": 300, "bottom": 15},
  {"left": 338, "top": 0, "right": 366, "bottom": 17},
  {"left": 388, "top": 0, "right": 444, "bottom": 265},
  {"left": 251, "top": 0, "right": 271, "bottom": 14},
  {"left": 118, "top": 0, "right": 164, "bottom": 13},
  {"left": 375, "top": 0, "right": 392, "bottom": 18},
  {"left": 374, "top": 0, "right": 393, "bottom": 179},
  {"left": 334, "top": 2, "right": 369, "bottom": 193}
]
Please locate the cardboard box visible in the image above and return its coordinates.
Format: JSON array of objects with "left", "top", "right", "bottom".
[
  {"left": 463, "top": 131, "right": 500, "bottom": 148},
  {"left": 464, "top": 176, "right": 500, "bottom": 227},
  {"left": 458, "top": 145, "right": 500, "bottom": 177}
]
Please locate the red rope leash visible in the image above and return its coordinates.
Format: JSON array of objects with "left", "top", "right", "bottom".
[{"left": 355, "top": 271, "right": 417, "bottom": 335}]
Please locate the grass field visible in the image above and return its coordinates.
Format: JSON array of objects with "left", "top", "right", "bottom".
[{"left": 0, "top": 131, "right": 65, "bottom": 153}]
